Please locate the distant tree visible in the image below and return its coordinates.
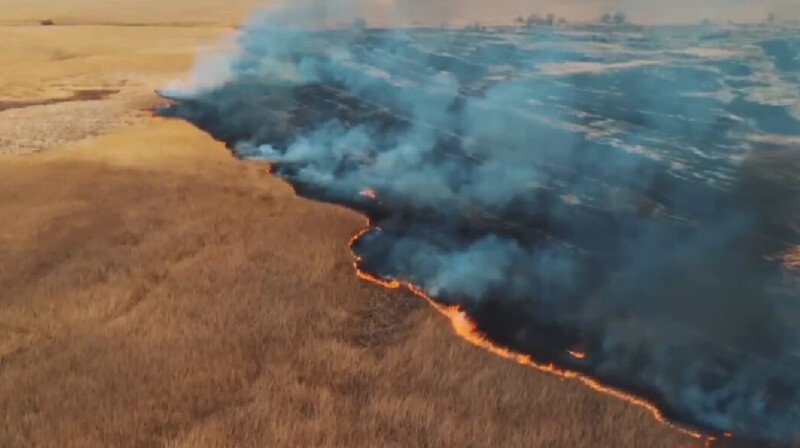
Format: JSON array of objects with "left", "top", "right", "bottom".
[
  {"left": 525, "top": 14, "right": 542, "bottom": 27},
  {"left": 767, "top": 12, "right": 776, "bottom": 23},
  {"left": 40, "top": 19, "right": 55, "bottom": 26},
  {"left": 600, "top": 11, "right": 629, "bottom": 25},
  {"left": 557, "top": 17, "right": 567, "bottom": 26},
  {"left": 519, "top": 12, "right": 562, "bottom": 28}
]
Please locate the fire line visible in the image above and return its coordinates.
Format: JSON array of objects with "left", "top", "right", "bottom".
[{"left": 349, "top": 222, "right": 716, "bottom": 446}]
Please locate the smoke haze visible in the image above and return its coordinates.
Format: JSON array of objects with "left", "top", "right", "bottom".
[
  {"left": 159, "top": 1, "right": 800, "bottom": 445},
  {"left": 239, "top": 0, "right": 800, "bottom": 26}
]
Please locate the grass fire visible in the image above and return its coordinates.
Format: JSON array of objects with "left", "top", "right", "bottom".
[{"left": 157, "top": 0, "right": 800, "bottom": 446}]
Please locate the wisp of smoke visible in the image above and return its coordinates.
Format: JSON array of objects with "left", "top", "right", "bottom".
[{"left": 158, "top": 1, "right": 800, "bottom": 444}]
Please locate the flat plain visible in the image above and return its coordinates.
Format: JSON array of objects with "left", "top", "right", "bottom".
[{"left": 0, "top": 1, "right": 707, "bottom": 447}]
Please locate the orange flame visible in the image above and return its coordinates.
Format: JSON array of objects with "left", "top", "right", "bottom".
[
  {"left": 568, "top": 349, "right": 587, "bottom": 360},
  {"left": 782, "top": 246, "right": 800, "bottom": 270},
  {"left": 360, "top": 189, "right": 377, "bottom": 200},
  {"left": 349, "top": 223, "right": 716, "bottom": 446}
]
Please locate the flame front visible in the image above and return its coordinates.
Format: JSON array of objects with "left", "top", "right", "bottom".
[{"left": 349, "top": 223, "right": 715, "bottom": 445}]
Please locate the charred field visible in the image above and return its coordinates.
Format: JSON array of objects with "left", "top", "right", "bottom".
[{"left": 158, "top": 19, "right": 800, "bottom": 447}]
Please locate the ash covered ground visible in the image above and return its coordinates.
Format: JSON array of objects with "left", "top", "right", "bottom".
[{"left": 159, "top": 4, "right": 800, "bottom": 445}]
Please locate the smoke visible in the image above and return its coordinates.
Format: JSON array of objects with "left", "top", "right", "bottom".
[
  {"left": 244, "top": 0, "right": 800, "bottom": 26},
  {"left": 232, "top": 0, "right": 800, "bottom": 26},
  {"left": 158, "top": 1, "right": 800, "bottom": 445}
]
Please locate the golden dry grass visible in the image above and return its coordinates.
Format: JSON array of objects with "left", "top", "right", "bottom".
[
  {"left": 0, "top": 0, "right": 263, "bottom": 25},
  {"left": 0, "top": 2, "right": 705, "bottom": 447}
]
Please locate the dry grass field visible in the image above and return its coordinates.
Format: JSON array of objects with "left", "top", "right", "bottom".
[{"left": 0, "top": 1, "right": 709, "bottom": 447}]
